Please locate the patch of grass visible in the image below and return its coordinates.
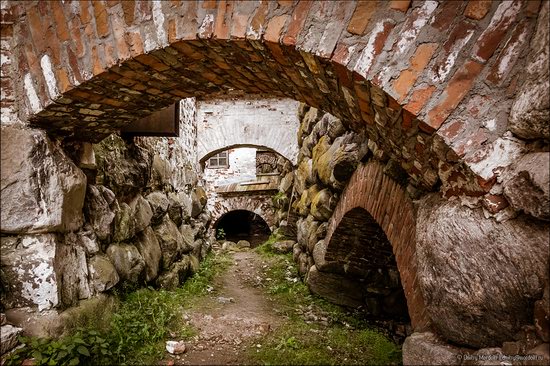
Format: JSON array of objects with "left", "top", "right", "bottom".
[
  {"left": 254, "top": 231, "right": 287, "bottom": 257},
  {"left": 248, "top": 248, "right": 402, "bottom": 365},
  {"left": 7, "top": 252, "right": 231, "bottom": 366}
]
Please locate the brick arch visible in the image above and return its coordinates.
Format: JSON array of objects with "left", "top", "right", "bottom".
[
  {"left": 199, "top": 144, "right": 293, "bottom": 169},
  {"left": 210, "top": 195, "right": 276, "bottom": 230},
  {"left": 4, "top": 0, "right": 542, "bottom": 196},
  {"left": 322, "top": 161, "right": 429, "bottom": 331},
  {"left": 196, "top": 97, "right": 300, "bottom": 166}
]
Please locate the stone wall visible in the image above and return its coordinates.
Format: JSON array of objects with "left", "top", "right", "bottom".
[
  {"left": 280, "top": 103, "right": 549, "bottom": 361},
  {"left": 5, "top": 0, "right": 548, "bottom": 203},
  {"left": 0, "top": 99, "right": 212, "bottom": 329}
]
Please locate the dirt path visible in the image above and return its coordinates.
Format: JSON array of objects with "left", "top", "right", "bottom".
[{"left": 170, "top": 250, "right": 281, "bottom": 365}]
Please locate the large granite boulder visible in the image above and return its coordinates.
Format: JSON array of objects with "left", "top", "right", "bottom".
[
  {"left": 88, "top": 255, "right": 119, "bottom": 293},
  {"left": 56, "top": 233, "right": 91, "bottom": 307},
  {"left": 154, "top": 215, "right": 185, "bottom": 270},
  {"left": 156, "top": 256, "right": 192, "bottom": 290},
  {"left": 312, "top": 133, "right": 368, "bottom": 190},
  {"left": 1, "top": 324, "right": 23, "bottom": 356},
  {"left": 190, "top": 187, "right": 207, "bottom": 218},
  {"left": 416, "top": 194, "right": 549, "bottom": 348},
  {"left": 0, "top": 126, "right": 86, "bottom": 234},
  {"left": 84, "top": 185, "right": 115, "bottom": 240},
  {"left": 0, "top": 235, "right": 59, "bottom": 311},
  {"left": 310, "top": 188, "right": 335, "bottom": 221},
  {"left": 128, "top": 194, "right": 153, "bottom": 234},
  {"left": 135, "top": 227, "right": 162, "bottom": 282},
  {"left": 509, "top": 1, "right": 549, "bottom": 140},
  {"left": 106, "top": 243, "right": 145, "bottom": 283},
  {"left": 93, "top": 134, "right": 151, "bottom": 197},
  {"left": 503, "top": 152, "right": 549, "bottom": 221},
  {"left": 402, "top": 332, "right": 462, "bottom": 366},
  {"left": 113, "top": 202, "right": 135, "bottom": 242},
  {"left": 145, "top": 191, "right": 169, "bottom": 224}
]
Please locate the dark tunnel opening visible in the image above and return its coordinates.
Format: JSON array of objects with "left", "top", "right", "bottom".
[{"left": 214, "top": 210, "right": 271, "bottom": 247}]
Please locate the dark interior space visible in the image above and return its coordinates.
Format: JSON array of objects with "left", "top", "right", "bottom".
[
  {"left": 325, "top": 207, "right": 411, "bottom": 341},
  {"left": 214, "top": 210, "right": 271, "bottom": 247}
]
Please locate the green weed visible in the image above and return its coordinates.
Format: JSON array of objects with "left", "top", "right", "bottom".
[
  {"left": 6, "top": 252, "right": 231, "bottom": 366},
  {"left": 248, "top": 245, "right": 402, "bottom": 365}
]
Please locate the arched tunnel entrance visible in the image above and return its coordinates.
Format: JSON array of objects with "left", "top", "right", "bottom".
[
  {"left": 213, "top": 210, "right": 271, "bottom": 248},
  {"left": 311, "top": 206, "right": 411, "bottom": 340}
]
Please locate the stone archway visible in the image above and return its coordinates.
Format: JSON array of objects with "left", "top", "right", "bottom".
[
  {"left": 1, "top": 0, "right": 548, "bottom": 354},
  {"left": 213, "top": 209, "right": 271, "bottom": 247},
  {"left": 210, "top": 194, "right": 276, "bottom": 230},
  {"left": 196, "top": 97, "right": 300, "bottom": 166},
  {"left": 4, "top": 0, "right": 539, "bottom": 197},
  {"left": 316, "top": 161, "right": 427, "bottom": 330}
]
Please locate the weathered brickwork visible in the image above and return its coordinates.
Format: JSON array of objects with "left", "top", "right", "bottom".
[
  {"left": 2, "top": 0, "right": 546, "bottom": 200},
  {"left": 323, "top": 161, "right": 429, "bottom": 331},
  {"left": 196, "top": 96, "right": 300, "bottom": 165},
  {"left": 210, "top": 193, "right": 276, "bottom": 230}
]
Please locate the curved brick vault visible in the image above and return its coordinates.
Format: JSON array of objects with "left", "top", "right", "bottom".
[
  {"left": 211, "top": 195, "right": 276, "bottom": 230},
  {"left": 196, "top": 97, "right": 300, "bottom": 165},
  {"left": 2, "top": 0, "right": 542, "bottom": 197},
  {"left": 322, "top": 161, "right": 428, "bottom": 330},
  {"left": 199, "top": 144, "right": 291, "bottom": 169}
]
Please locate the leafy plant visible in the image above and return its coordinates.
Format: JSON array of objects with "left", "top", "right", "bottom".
[
  {"left": 246, "top": 249, "right": 402, "bottom": 365},
  {"left": 6, "top": 252, "right": 231, "bottom": 366},
  {"left": 216, "top": 228, "right": 226, "bottom": 240},
  {"left": 6, "top": 328, "right": 112, "bottom": 366}
]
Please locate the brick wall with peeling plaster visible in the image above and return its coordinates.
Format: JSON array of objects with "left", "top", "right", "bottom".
[
  {"left": 1, "top": 0, "right": 547, "bottom": 198},
  {"left": 0, "top": 0, "right": 548, "bottom": 363}
]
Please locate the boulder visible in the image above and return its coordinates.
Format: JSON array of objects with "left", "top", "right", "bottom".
[
  {"left": 113, "top": 202, "right": 135, "bottom": 242},
  {"left": 297, "top": 107, "right": 322, "bottom": 144},
  {"left": 192, "top": 239, "right": 203, "bottom": 259},
  {"left": 145, "top": 191, "right": 169, "bottom": 224},
  {"left": 416, "top": 194, "right": 549, "bottom": 348},
  {"left": 237, "top": 240, "right": 251, "bottom": 248},
  {"left": 0, "top": 126, "right": 86, "bottom": 234},
  {"left": 156, "top": 256, "right": 192, "bottom": 290},
  {"left": 93, "top": 134, "right": 151, "bottom": 197},
  {"left": 77, "top": 225, "right": 100, "bottom": 255},
  {"left": 0, "top": 235, "right": 58, "bottom": 311},
  {"left": 190, "top": 187, "right": 207, "bottom": 218},
  {"left": 313, "top": 132, "right": 367, "bottom": 190},
  {"left": 294, "top": 159, "right": 314, "bottom": 195},
  {"left": 84, "top": 185, "right": 115, "bottom": 240},
  {"left": 306, "top": 265, "right": 364, "bottom": 307},
  {"left": 167, "top": 192, "right": 184, "bottom": 226},
  {"left": 324, "top": 114, "right": 346, "bottom": 141},
  {"left": 106, "top": 243, "right": 145, "bottom": 283},
  {"left": 292, "top": 243, "right": 302, "bottom": 263},
  {"left": 128, "top": 194, "right": 153, "bottom": 233},
  {"left": 509, "top": 1, "right": 549, "bottom": 140},
  {"left": 135, "top": 227, "right": 162, "bottom": 282},
  {"left": 272, "top": 240, "right": 295, "bottom": 254},
  {"left": 503, "top": 152, "right": 549, "bottom": 221},
  {"left": 221, "top": 241, "right": 237, "bottom": 251},
  {"left": 88, "top": 255, "right": 119, "bottom": 293},
  {"left": 310, "top": 188, "right": 335, "bottom": 221},
  {"left": 179, "top": 224, "right": 196, "bottom": 254},
  {"left": 179, "top": 192, "right": 193, "bottom": 222},
  {"left": 402, "top": 332, "right": 463, "bottom": 366},
  {"left": 0, "top": 324, "right": 23, "bottom": 355},
  {"left": 154, "top": 215, "right": 185, "bottom": 270},
  {"left": 56, "top": 233, "right": 91, "bottom": 307},
  {"left": 279, "top": 172, "right": 294, "bottom": 194}
]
